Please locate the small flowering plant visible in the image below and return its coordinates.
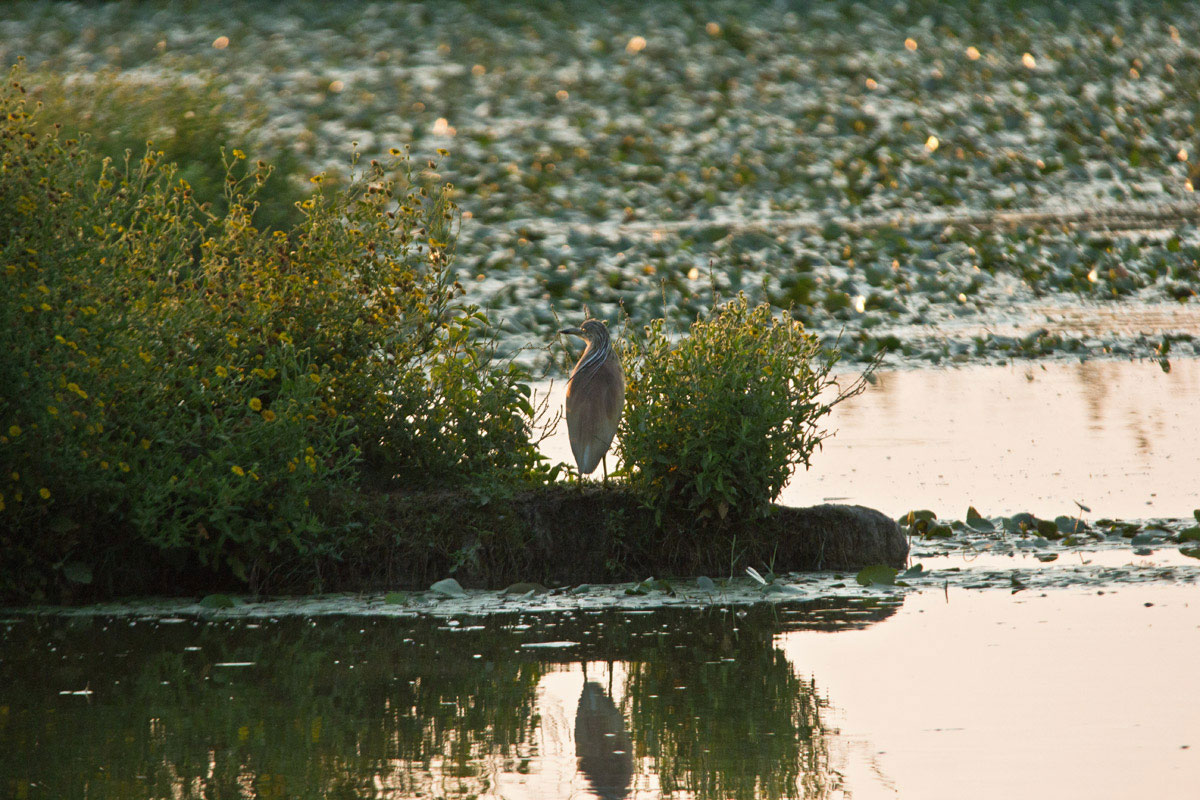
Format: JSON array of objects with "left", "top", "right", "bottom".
[{"left": 0, "top": 66, "right": 541, "bottom": 599}]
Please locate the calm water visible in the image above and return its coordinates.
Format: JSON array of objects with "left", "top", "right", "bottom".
[
  {"left": 540, "top": 357, "right": 1200, "bottom": 520},
  {"left": 4, "top": 358, "right": 1197, "bottom": 798},
  {"left": 2, "top": 586, "right": 1197, "bottom": 799}
]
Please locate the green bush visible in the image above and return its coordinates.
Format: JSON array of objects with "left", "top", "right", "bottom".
[
  {"left": 0, "top": 67, "right": 542, "bottom": 600},
  {"left": 619, "top": 295, "right": 868, "bottom": 524},
  {"left": 24, "top": 66, "right": 307, "bottom": 231}
]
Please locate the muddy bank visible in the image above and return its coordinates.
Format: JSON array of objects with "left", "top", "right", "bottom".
[
  {"left": 55, "top": 487, "right": 906, "bottom": 603},
  {"left": 325, "top": 486, "right": 907, "bottom": 592}
]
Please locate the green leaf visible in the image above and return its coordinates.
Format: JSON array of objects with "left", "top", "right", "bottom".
[
  {"left": 1177, "top": 527, "right": 1200, "bottom": 543},
  {"left": 966, "top": 506, "right": 994, "bottom": 531},
  {"left": 430, "top": 578, "right": 466, "bottom": 598},
  {"left": 200, "top": 593, "right": 235, "bottom": 609},
  {"left": 696, "top": 575, "right": 716, "bottom": 592},
  {"left": 1005, "top": 512, "right": 1037, "bottom": 533},
  {"left": 1054, "top": 515, "right": 1087, "bottom": 534},
  {"left": 61, "top": 561, "right": 92, "bottom": 585},
  {"left": 503, "top": 582, "right": 548, "bottom": 595},
  {"left": 900, "top": 564, "right": 925, "bottom": 578},
  {"left": 1036, "top": 519, "right": 1061, "bottom": 539},
  {"left": 856, "top": 565, "right": 898, "bottom": 586},
  {"left": 383, "top": 592, "right": 408, "bottom": 605},
  {"left": 1035, "top": 553, "right": 1059, "bottom": 563},
  {"left": 925, "top": 523, "right": 954, "bottom": 539},
  {"left": 1180, "top": 547, "right": 1200, "bottom": 560}
]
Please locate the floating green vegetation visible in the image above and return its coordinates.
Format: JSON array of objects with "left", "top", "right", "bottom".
[{"left": 2, "top": 1, "right": 1199, "bottom": 366}]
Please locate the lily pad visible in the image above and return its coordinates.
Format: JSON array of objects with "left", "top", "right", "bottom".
[
  {"left": 503, "top": 582, "right": 548, "bottom": 595},
  {"left": 1054, "top": 515, "right": 1088, "bottom": 534},
  {"left": 1005, "top": 512, "right": 1038, "bottom": 533},
  {"left": 1180, "top": 547, "right": 1200, "bottom": 561},
  {"left": 1036, "top": 519, "right": 1062, "bottom": 539},
  {"left": 199, "top": 594, "right": 236, "bottom": 609},
  {"left": 383, "top": 592, "right": 408, "bottom": 605},
  {"left": 856, "top": 565, "right": 898, "bottom": 586},
  {"left": 696, "top": 576, "right": 716, "bottom": 592},
  {"left": 430, "top": 578, "right": 466, "bottom": 598},
  {"left": 966, "top": 506, "right": 994, "bottom": 531}
]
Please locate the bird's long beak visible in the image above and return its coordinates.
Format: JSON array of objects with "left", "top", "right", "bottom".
[{"left": 558, "top": 327, "right": 584, "bottom": 337}]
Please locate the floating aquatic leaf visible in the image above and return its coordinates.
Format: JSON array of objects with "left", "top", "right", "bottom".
[
  {"left": 430, "top": 578, "right": 466, "bottom": 598},
  {"left": 926, "top": 523, "right": 954, "bottom": 539},
  {"left": 696, "top": 576, "right": 716, "bottom": 592},
  {"left": 1005, "top": 512, "right": 1037, "bottom": 533},
  {"left": 902, "top": 509, "right": 937, "bottom": 525},
  {"left": 1133, "top": 547, "right": 1154, "bottom": 556},
  {"left": 1035, "top": 553, "right": 1059, "bottom": 563},
  {"left": 966, "top": 506, "right": 994, "bottom": 531},
  {"left": 1180, "top": 547, "right": 1200, "bottom": 560},
  {"left": 856, "top": 565, "right": 898, "bottom": 586},
  {"left": 901, "top": 564, "right": 925, "bottom": 578},
  {"left": 503, "top": 582, "right": 548, "bottom": 595},
  {"left": 1177, "top": 527, "right": 1200, "bottom": 543},
  {"left": 199, "top": 594, "right": 235, "bottom": 609},
  {"left": 1054, "top": 515, "right": 1088, "bottom": 534},
  {"left": 383, "top": 592, "right": 408, "bottom": 605},
  {"left": 1036, "top": 519, "right": 1061, "bottom": 539}
]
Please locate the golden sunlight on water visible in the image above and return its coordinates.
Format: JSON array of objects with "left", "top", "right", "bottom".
[
  {"left": 780, "top": 586, "right": 1200, "bottom": 799},
  {"left": 783, "top": 358, "right": 1200, "bottom": 519},
  {"left": 537, "top": 359, "right": 1200, "bottom": 520}
]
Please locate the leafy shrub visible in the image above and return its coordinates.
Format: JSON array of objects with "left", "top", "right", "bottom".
[
  {"left": 24, "top": 65, "right": 306, "bottom": 231},
  {"left": 0, "top": 67, "right": 542, "bottom": 600},
  {"left": 619, "top": 295, "right": 868, "bottom": 523}
]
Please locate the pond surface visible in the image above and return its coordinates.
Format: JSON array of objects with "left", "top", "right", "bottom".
[
  {"left": 540, "top": 357, "right": 1200, "bottom": 520},
  {"left": 3, "top": 584, "right": 1197, "bottom": 799}
]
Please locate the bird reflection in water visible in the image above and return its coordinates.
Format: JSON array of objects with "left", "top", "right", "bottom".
[{"left": 575, "top": 672, "right": 633, "bottom": 800}]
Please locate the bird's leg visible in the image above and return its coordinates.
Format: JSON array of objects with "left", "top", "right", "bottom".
[{"left": 602, "top": 454, "right": 609, "bottom": 488}]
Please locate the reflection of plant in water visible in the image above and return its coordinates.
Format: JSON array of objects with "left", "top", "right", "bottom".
[
  {"left": 0, "top": 617, "right": 545, "bottom": 800},
  {"left": 622, "top": 617, "right": 838, "bottom": 800}
]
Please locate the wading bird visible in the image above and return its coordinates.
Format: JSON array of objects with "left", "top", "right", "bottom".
[{"left": 559, "top": 319, "right": 624, "bottom": 485}]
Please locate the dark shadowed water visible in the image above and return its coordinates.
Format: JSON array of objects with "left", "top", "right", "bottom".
[{"left": 3, "top": 585, "right": 1198, "bottom": 799}]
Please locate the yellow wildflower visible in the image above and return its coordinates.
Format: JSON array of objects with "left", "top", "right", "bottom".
[
  {"left": 215, "top": 365, "right": 229, "bottom": 378},
  {"left": 39, "top": 488, "right": 50, "bottom": 500},
  {"left": 7, "top": 425, "right": 20, "bottom": 437},
  {"left": 262, "top": 409, "right": 276, "bottom": 422},
  {"left": 249, "top": 398, "right": 262, "bottom": 412},
  {"left": 231, "top": 465, "right": 245, "bottom": 477}
]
